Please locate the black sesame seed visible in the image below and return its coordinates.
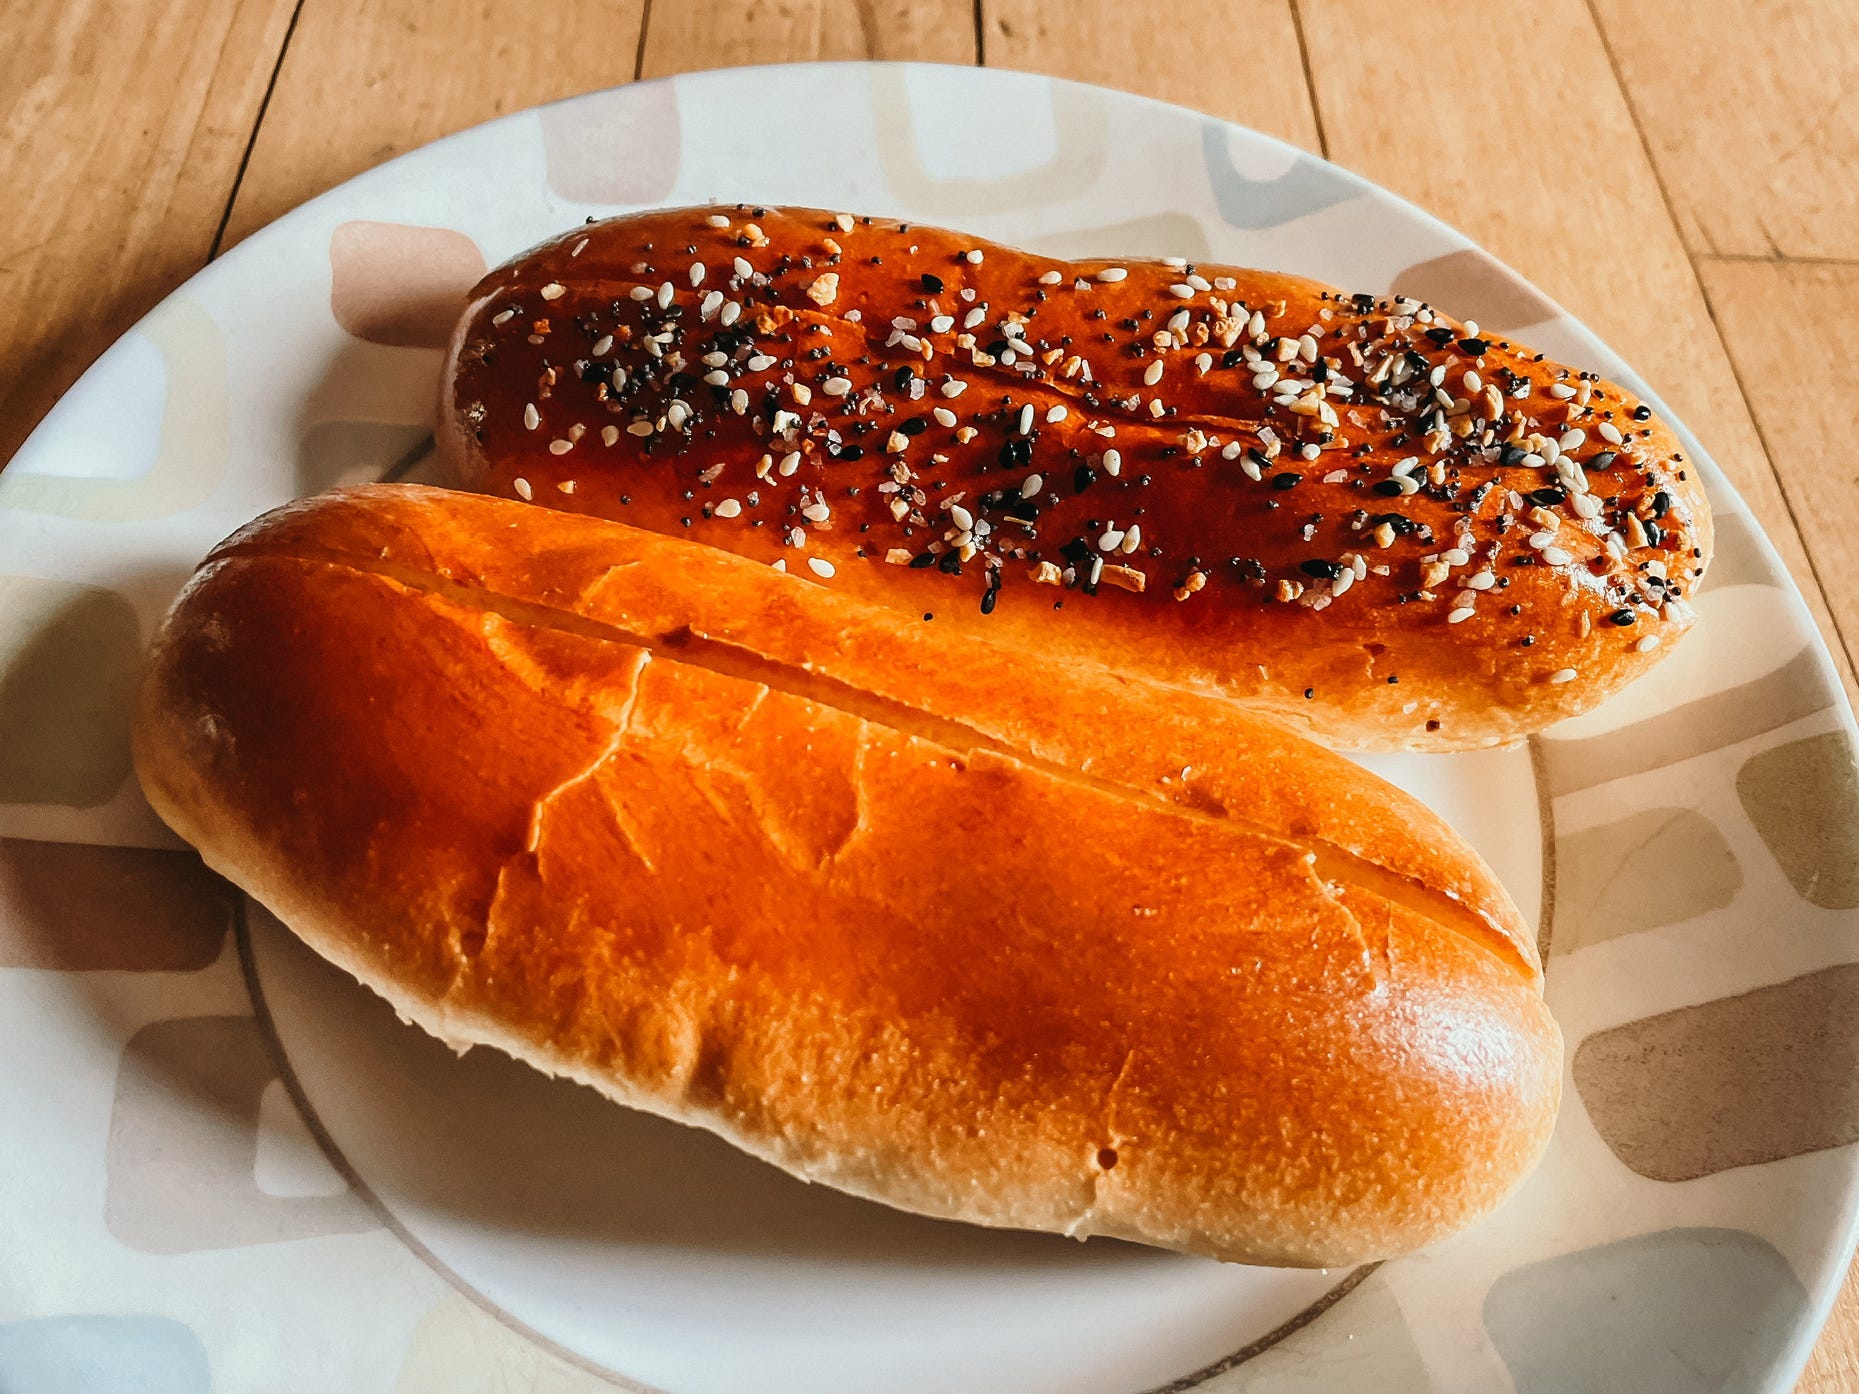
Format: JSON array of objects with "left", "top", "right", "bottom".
[
  {"left": 1425, "top": 326, "right": 1455, "bottom": 346},
  {"left": 1073, "top": 464, "right": 1098, "bottom": 494},
  {"left": 1610, "top": 609, "right": 1636, "bottom": 626},
  {"left": 1373, "top": 479, "right": 1405, "bottom": 497},
  {"left": 1299, "top": 559, "right": 1341, "bottom": 580},
  {"left": 908, "top": 551, "right": 936, "bottom": 569},
  {"left": 900, "top": 416, "right": 929, "bottom": 436},
  {"left": 1651, "top": 490, "right": 1672, "bottom": 518},
  {"left": 1632, "top": 404, "right": 1652, "bottom": 421},
  {"left": 920, "top": 273, "right": 943, "bottom": 294},
  {"left": 1271, "top": 472, "right": 1301, "bottom": 491},
  {"left": 937, "top": 551, "right": 963, "bottom": 575},
  {"left": 1458, "top": 337, "right": 1489, "bottom": 355}
]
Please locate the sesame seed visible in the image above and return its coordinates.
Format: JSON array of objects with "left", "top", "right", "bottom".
[
  {"left": 822, "top": 377, "right": 853, "bottom": 397},
  {"left": 748, "top": 354, "right": 776, "bottom": 371},
  {"left": 1447, "top": 606, "right": 1475, "bottom": 624},
  {"left": 522, "top": 403, "right": 540, "bottom": 431},
  {"left": 1143, "top": 360, "right": 1165, "bottom": 386},
  {"left": 730, "top": 388, "right": 749, "bottom": 414},
  {"left": 656, "top": 282, "right": 674, "bottom": 308},
  {"left": 1097, "top": 267, "right": 1129, "bottom": 283},
  {"left": 933, "top": 407, "right": 957, "bottom": 428},
  {"left": 1541, "top": 546, "right": 1575, "bottom": 566},
  {"left": 1636, "top": 634, "right": 1662, "bottom": 653},
  {"left": 627, "top": 421, "right": 655, "bottom": 437},
  {"left": 548, "top": 438, "right": 573, "bottom": 455},
  {"left": 1442, "top": 548, "right": 1471, "bottom": 566},
  {"left": 666, "top": 401, "right": 691, "bottom": 428},
  {"left": 1102, "top": 448, "right": 1122, "bottom": 476},
  {"left": 600, "top": 425, "right": 620, "bottom": 446},
  {"left": 771, "top": 559, "right": 787, "bottom": 573},
  {"left": 1039, "top": 270, "right": 1063, "bottom": 285},
  {"left": 1167, "top": 283, "right": 1197, "bottom": 299},
  {"left": 779, "top": 451, "right": 802, "bottom": 476},
  {"left": 558, "top": 479, "right": 577, "bottom": 493},
  {"left": 963, "top": 307, "right": 987, "bottom": 330},
  {"left": 714, "top": 498, "right": 743, "bottom": 518},
  {"left": 1559, "top": 428, "right": 1587, "bottom": 451},
  {"left": 1195, "top": 352, "right": 1213, "bottom": 375},
  {"left": 491, "top": 308, "right": 517, "bottom": 325},
  {"left": 1549, "top": 668, "right": 1578, "bottom": 684},
  {"left": 733, "top": 256, "right": 753, "bottom": 279},
  {"left": 929, "top": 315, "right": 955, "bottom": 333},
  {"left": 629, "top": 285, "right": 654, "bottom": 302},
  {"left": 720, "top": 302, "right": 742, "bottom": 327},
  {"left": 941, "top": 379, "right": 968, "bottom": 398},
  {"left": 513, "top": 477, "right": 533, "bottom": 500},
  {"left": 965, "top": 249, "right": 984, "bottom": 264},
  {"left": 689, "top": 263, "right": 706, "bottom": 287},
  {"left": 540, "top": 282, "right": 565, "bottom": 301},
  {"left": 1098, "top": 526, "right": 1124, "bottom": 552},
  {"left": 704, "top": 369, "right": 729, "bottom": 386},
  {"left": 802, "top": 502, "right": 831, "bottom": 522},
  {"left": 591, "top": 335, "right": 614, "bottom": 357},
  {"left": 1548, "top": 382, "right": 1577, "bottom": 399},
  {"left": 1018, "top": 404, "right": 1036, "bottom": 435},
  {"left": 949, "top": 503, "right": 975, "bottom": 530},
  {"left": 1021, "top": 473, "right": 1044, "bottom": 497}
]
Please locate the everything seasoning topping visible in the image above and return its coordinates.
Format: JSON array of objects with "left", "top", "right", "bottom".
[{"left": 466, "top": 204, "right": 1701, "bottom": 690}]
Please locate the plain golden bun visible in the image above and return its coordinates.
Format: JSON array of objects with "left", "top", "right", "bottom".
[
  {"left": 440, "top": 204, "right": 1710, "bottom": 751},
  {"left": 134, "top": 484, "right": 1559, "bottom": 1266}
]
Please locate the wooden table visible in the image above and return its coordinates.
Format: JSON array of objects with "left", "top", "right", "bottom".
[{"left": 7, "top": 0, "right": 1858, "bottom": 1383}]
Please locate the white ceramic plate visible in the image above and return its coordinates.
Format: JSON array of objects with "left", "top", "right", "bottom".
[{"left": 4, "top": 63, "right": 1857, "bottom": 1394}]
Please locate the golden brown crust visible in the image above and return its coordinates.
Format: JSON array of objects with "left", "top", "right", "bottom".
[
  {"left": 135, "top": 485, "right": 1560, "bottom": 1266},
  {"left": 441, "top": 204, "right": 1712, "bottom": 751}
]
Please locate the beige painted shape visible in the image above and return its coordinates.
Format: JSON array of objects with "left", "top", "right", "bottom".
[
  {"left": 1388, "top": 249, "right": 1558, "bottom": 334},
  {"left": 1539, "top": 646, "right": 1834, "bottom": 797},
  {"left": 1552, "top": 809, "right": 1742, "bottom": 957},
  {"left": 106, "top": 1015, "right": 375, "bottom": 1252},
  {"left": 1594, "top": 0, "right": 1859, "bottom": 260},
  {"left": 395, "top": 1295, "right": 617, "bottom": 1394},
  {"left": 1573, "top": 965, "right": 1859, "bottom": 1182},
  {"left": 330, "top": 222, "right": 486, "bottom": 349},
  {"left": 1738, "top": 731, "right": 1859, "bottom": 910},
  {"left": 537, "top": 78, "right": 681, "bottom": 207},
  {"left": 872, "top": 66, "right": 1109, "bottom": 219},
  {"left": 0, "top": 297, "right": 228, "bottom": 521},
  {"left": 0, "top": 574, "right": 140, "bottom": 807},
  {"left": 0, "top": 839, "right": 229, "bottom": 970},
  {"left": 302, "top": 342, "right": 446, "bottom": 430},
  {"left": 1024, "top": 212, "right": 1211, "bottom": 262}
]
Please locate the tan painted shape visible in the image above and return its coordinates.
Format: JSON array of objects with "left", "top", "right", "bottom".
[
  {"left": 1593, "top": 0, "right": 1859, "bottom": 260},
  {"left": 219, "top": 0, "right": 647, "bottom": 250},
  {"left": 0, "top": 574, "right": 140, "bottom": 806},
  {"left": 1738, "top": 731, "right": 1859, "bottom": 910},
  {"left": 1573, "top": 965, "right": 1859, "bottom": 1182},
  {"left": 1388, "top": 249, "right": 1558, "bottom": 334},
  {"left": 106, "top": 1015, "right": 374, "bottom": 1253},
  {"left": 330, "top": 222, "right": 485, "bottom": 349},
  {"left": 0, "top": 840, "right": 229, "bottom": 970},
  {"left": 1553, "top": 808, "right": 1742, "bottom": 956},
  {"left": 0, "top": 0, "right": 296, "bottom": 471},
  {"left": 871, "top": 66, "right": 1110, "bottom": 218},
  {"left": 537, "top": 79, "right": 681, "bottom": 207},
  {"left": 0, "top": 297, "right": 229, "bottom": 521},
  {"left": 983, "top": 0, "right": 1319, "bottom": 150}
]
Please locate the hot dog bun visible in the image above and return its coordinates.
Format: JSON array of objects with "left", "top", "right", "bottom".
[
  {"left": 440, "top": 204, "right": 1710, "bottom": 752},
  {"left": 134, "top": 484, "right": 1560, "bottom": 1266}
]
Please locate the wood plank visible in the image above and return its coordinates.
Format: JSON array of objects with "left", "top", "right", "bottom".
[
  {"left": 1802, "top": 1254, "right": 1859, "bottom": 1393},
  {"left": 1593, "top": 0, "right": 1859, "bottom": 260},
  {"left": 1297, "top": 0, "right": 1857, "bottom": 701},
  {"left": 640, "top": 0, "right": 976, "bottom": 74},
  {"left": 1698, "top": 256, "right": 1859, "bottom": 688},
  {"left": 220, "top": 0, "right": 647, "bottom": 250},
  {"left": 0, "top": 0, "right": 297, "bottom": 469},
  {"left": 981, "top": 0, "right": 1320, "bottom": 151}
]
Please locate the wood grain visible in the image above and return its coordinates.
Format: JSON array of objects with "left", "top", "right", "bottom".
[
  {"left": 1297, "top": 0, "right": 1856, "bottom": 701},
  {"left": 981, "top": 0, "right": 1320, "bottom": 150},
  {"left": 1593, "top": 0, "right": 1859, "bottom": 260},
  {"left": 218, "top": 0, "right": 646, "bottom": 250},
  {"left": 1699, "top": 258, "right": 1859, "bottom": 671},
  {"left": 640, "top": 0, "right": 976, "bottom": 74},
  {"left": 0, "top": 0, "right": 297, "bottom": 470}
]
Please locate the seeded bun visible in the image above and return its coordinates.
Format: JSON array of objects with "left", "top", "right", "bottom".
[
  {"left": 133, "top": 484, "right": 1562, "bottom": 1267},
  {"left": 439, "top": 205, "right": 1710, "bottom": 752}
]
